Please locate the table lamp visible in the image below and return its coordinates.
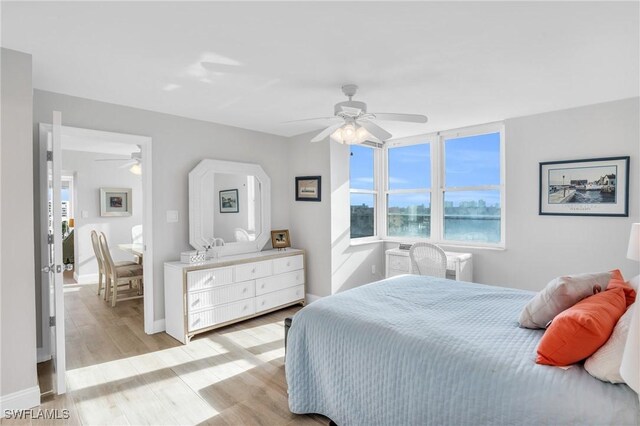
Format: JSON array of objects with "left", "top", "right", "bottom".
[{"left": 628, "top": 223, "right": 640, "bottom": 262}]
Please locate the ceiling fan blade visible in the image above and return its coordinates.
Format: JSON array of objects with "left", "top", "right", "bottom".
[
  {"left": 371, "top": 113, "right": 428, "bottom": 123},
  {"left": 118, "top": 160, "right": 138, "bottom": 169},
  {"left": 358, "top": 120, "right": 393, "bottom": 141},
  {"left": 310, "top": 123, "right": 344, "bottom": 143},
  {"left": 282, "top": 116, "right": 340, "bottom": 124}
]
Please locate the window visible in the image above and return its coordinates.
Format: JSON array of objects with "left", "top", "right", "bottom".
[
  {"left": 350, "top": 145, "right": 377, "bottom": 238},
  {"left": 442, "top": 131, "right": 502, "bottom": 244},
  {"left": 386, "top": 142, "right": 431, "bottom": 238}
]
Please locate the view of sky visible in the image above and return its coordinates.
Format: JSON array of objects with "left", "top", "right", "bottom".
[{"left": 350, "top": 132, "right": 501, "bottom": 208}]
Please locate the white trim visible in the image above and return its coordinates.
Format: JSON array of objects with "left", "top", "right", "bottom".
[
  {"left": 151, "top": 319, "right": 166, "bottom": 333},
  {"left": 0, "top": 386, "right": 40, "bottom": 411},
  {"left": 305, "top": 293, "right": 322, "bottom": 304}
]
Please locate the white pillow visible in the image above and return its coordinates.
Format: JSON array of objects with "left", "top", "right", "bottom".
[
  {"left": 629, "top": 275, "right": 639, "bottom": 291},
  {"left": 518, "top": 272, "right": 612, "bottom": 329},
  {"left": 585, "top": 303, "right": 635, "bottom": 384}
]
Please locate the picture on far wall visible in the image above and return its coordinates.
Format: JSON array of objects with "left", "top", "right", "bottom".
[
  {"left": 539, "top": 156, "right": 629, "bottom": 217},
  {"left": 295, "top": 176, "right": 321, "bottom": 202},
  {"left": 219, "top": 189, "right": 239, "bottom": 213},
  {"left": 100, "top": 187, "right": 132, "bottom": 217}
]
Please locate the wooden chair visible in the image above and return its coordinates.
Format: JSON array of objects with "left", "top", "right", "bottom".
[
  {"left": 91, "top": 230, "right": 137, "bottom": 300},
  {"left": 98, "top": 232, "right": 144, "bottom": 307},
  {"left": 409, "top": 242, "right": 447, "bottom": 278}
]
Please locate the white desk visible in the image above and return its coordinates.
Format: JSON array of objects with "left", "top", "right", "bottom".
[{"left": 385, "top": 248, "right": 473, "bottom": 282}]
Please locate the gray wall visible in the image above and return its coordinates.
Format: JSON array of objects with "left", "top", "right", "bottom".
[
  {"left": 33, "top": 90, "right": 292, "bottom": 330},
  {"left": 1, "top": 48, "right": 39, "bottom": 406},
  {"left": 62, "top": 150, "right": 142, "bottom": 281}
]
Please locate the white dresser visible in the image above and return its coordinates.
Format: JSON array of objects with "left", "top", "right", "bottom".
[
  {"left": 385, "top": 248, "right": 473, "bottom": 282},
  {"left": 164, "top": 249, "right": 305, "bottom": 344}
]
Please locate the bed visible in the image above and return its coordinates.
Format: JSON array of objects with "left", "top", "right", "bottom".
[{"left": 285, "top": 275, "right": 640, "bottom": 425}]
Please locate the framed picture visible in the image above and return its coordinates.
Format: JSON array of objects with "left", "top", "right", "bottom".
[
  {"left": 271, "top": 229, "right": 291, "bottom": 249},
  {"left": 295, "top": 176, "right": 321, "bottom": 202},
  {"left": 100, "top": 187, "right": 132, "bottom": 217},
  {"left": 539, "top": 156, "right": 629, "bottom": 217},
  {"left": 219, "top": 189, "right": 239, "bottom": 213}
]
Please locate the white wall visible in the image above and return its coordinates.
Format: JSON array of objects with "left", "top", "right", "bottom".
[
  {"left": 0, "top": 48, "right": 39, "bottom": 409},
  {"left": 33, "top": 90, "right": 292, "bottom": 330},
  {"left": 62, "top": 150, "right": 142, "bottom": 282}
]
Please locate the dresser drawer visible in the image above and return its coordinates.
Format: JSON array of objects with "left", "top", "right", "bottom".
[
  {"left": 388, "top": 254, "right": 410, "bottom": 272},
  {"left": 255, "top": 285, "right": 304, "bottom": 313},
  {"left": 188, "top": 299, "right": 255, "bottom": 332},
  {"left": 187, "top": 267, "right": 234, "bottom": 291},
  {"left": 188, "top": 280, "right": 255, "bottom": 312},
  {"left": 272, "top": 255, "right": 304, "bottom": 275},
  {"left": 235, "top": 260, "right": 272, "bottom": 282},
  {"left": 255, "top": 270, "right": 304, "bottom": 295}
]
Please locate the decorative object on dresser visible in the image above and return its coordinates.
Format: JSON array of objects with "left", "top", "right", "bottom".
[
  {"left": 99, "top": 187, "right": 132, "bottom": 217},
  {"left": 539, "top": 156, "right": 629, "bottom": 217},
  {"left": 164, "top": 249, "right": 305, "bottom": 344},
  {"left": 295, "top": 176, "right": 321, "bottom": 202},
  {"left": 271, "top": 229, "right": 291, "bottom": 250},
  {"left": 219, "top": 188, "right": 239, "bottom": 213},
  {"left": 385, "top": 247, "right": 473, "bottom": 281},
  {"left": 180, "top": 250, "right": 206, "bottom": 264}
]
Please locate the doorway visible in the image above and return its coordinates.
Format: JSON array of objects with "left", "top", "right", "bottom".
[{"left": 37, "top": 123, "right": 154, "bottom": 395}]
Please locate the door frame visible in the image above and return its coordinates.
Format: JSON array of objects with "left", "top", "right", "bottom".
[{"left": 38, "top": 124, "right": 155, "bottom": 357}]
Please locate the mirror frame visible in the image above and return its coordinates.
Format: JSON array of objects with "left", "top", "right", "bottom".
[{"left": 189, "top": 159, "right": 271, "bottom": 256}]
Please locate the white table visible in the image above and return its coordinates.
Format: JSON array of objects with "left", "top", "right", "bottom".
[
  {"left": 118, "top": 243, "right": 144, "bottom": 263},
  {"left": 385, "top": 248, "right": 473, "bottom": 281}
]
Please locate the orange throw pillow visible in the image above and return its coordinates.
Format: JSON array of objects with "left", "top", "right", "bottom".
[
  {"left": 536, "top": 287, "right": 627, "bottom": 366},
  {"left": 608, "top": 269, "right": 636, "bottom": 307}
]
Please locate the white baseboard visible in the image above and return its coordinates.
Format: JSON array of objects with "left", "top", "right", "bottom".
[
  {"left": 75, "top": 273, "right": 99, "bottom": 284},
  {"left": 306, "top": 293, "right": 322, "bottom": 304},
  {"left": 0, "top": 386, "right": 40, "bottom": 411},
  {"left": 152, "top": 319, "right": 166, "bottom": 333},
  {"left": 36, "top": 347, "right": 51, "bottom": 363}
]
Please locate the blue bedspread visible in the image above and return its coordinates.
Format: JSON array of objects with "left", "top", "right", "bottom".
[{"left": 286, "top": 275, "right": 639, "bottom": 425}]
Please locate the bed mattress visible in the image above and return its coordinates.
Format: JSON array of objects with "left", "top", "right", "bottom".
[{"left": 286, "top": 275, "right": 639, "bottom": 425}]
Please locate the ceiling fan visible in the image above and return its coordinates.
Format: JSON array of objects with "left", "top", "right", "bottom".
[
  {"left": 289, "top": 84, "right": 428, "bottom": 145},
  {"left": 94, "top": 149, "right": 142, "bottom": 175}
]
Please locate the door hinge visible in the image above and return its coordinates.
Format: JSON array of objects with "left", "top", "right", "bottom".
[
  {"left": 46, "top": 150, "right": 53, "bottom": 162},
  {"left": 49, "top": 316, "right": 56, "bottom": 327},
  {"left": 48, "top": 234, "right": 54, "bottom": 244}
]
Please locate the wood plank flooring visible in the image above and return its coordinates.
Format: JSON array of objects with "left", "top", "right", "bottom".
[{"left": 9, "top": 282, "right": 328, "bottom": 425}]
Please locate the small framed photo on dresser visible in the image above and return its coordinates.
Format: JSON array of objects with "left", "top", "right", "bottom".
[{"left": 271, "top": 229, "right": 291, "bottom": 250}]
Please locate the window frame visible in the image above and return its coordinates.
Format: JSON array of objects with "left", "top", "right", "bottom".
[
  {"left": 354, "top": 122, "right": 505, "bottom": 249},
  {"left": 349, "top": 144, "right": 382, "bottom": 242}
]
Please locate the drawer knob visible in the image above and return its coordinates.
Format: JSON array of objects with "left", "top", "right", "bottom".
[
  {"left": 243, "top": 305, "right": 247, "bottom": 310},
  {"left": 261, "top": 284, "right": 265, "bottom": 289},
  {"left": 261, "top": 300, "right": 265, "bottom": 305},
  {"left": 242, "top": 288, "right": 247, "bottom": 293},
  {"left": 287, "top": 262, "right": 290, "bottom": 267},
  {"left": 252, "top": 268, "right": 256, "bottom": 273}
]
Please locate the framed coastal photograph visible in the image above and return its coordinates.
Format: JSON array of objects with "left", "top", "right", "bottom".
[
  {"left": 100, "top": 187, "right": 132, "bottom": 217},
  {"left": 295, "top": 176, "right": 321, "bottom": 202},
  {"left": 539, "top": 156, "right": 629, "bottom": 217},
  {"left": 271, "top": 229, "right": 291, "bottom": 249},
  {"left": 219, "top": 189, "right": 239, "bottom": 213}
]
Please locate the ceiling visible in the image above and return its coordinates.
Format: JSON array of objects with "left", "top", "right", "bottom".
[{"left": 2, "top": 2, "right": 638, "bottom": 139}]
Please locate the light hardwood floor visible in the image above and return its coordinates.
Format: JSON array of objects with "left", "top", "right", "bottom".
[{"left": 12, "top": 282, "right": 328, "bottom": 425}]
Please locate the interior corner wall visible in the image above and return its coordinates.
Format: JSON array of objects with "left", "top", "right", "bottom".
[
  {"left": 286, "top": 132, "right": 333, "bottom": 298},
  {"left": 0, "top": 48, "right": 39, "bottom": 409},
  {"left": 32, "top": 90, "right": 292, "bottom": 330}
]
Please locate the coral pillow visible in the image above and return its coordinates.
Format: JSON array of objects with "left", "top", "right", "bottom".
[
  {"left": 584, "top": 303, "right": 635, "bottom": 383},
  {"left": 519, "top": 272, "right": 612, "bottom": 329},
  {"left": 536, "top": 287, "right": 627, "bottom": 366},
  {"left": 608, "top": 269, "right": 637, "bottom": 307}
]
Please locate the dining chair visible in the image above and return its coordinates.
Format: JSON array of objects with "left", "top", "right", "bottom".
[
  {"left": 409, "top": 242, "right": 447, "bottom": 278},
  {"left": 99, "top": 232, "right": 144, "bottom": 307},
  {"left": 91, "top": 230, "right": 137, "bottom": 300}
]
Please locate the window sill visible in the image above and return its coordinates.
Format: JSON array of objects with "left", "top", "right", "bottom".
[
  {"left": 349, "top": 238, "right": 385, "bottom": 247},
  {"left": 383, "top": 238, "right": 506, "bottom": 252}
]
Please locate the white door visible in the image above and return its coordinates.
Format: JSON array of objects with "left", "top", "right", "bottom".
[{"left": 41, "top": 111, "right": 66, "bottom": 394}]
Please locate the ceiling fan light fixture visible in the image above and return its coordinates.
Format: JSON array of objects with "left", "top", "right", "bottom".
[{"left": 129, "top": 163, "right": 142, "bottom": 175}]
